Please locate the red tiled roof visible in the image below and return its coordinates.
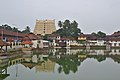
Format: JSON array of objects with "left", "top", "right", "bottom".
[
  {"left": 112, "top": 31, "right": 120, "bottom": 36},
  {"left": 0, "top": 28, "right": 25, "bottom": 37},
  {"left": 83, "top": 34, "right": 99, "bottom": 40},
  {"left": 24, "top": 33, "right": 38, "bottom": 40},
  {"left": 21, "top": 40, "right": 33, "bottom": 45},
  {"left": 49, "top": 34, "right": 60, "bottom": 37},
  {"left": 79, "top": 34, "right": 86, "bottom": 37},
  {"left": 109, "top": 38, "right": 120, "bottom": 41}
]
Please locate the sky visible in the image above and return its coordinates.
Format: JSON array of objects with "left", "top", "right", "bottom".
[{"left": 0, "top": 0, "right": 120, "bottom": 34}]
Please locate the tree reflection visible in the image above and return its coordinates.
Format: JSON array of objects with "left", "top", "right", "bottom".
[
  {"left": 56, "top": 56, "right": 80, "bottom": 74},
  {"left": 89, "top": 55, "right": 106, "bottom": 62},
  {"left": 110, "top": 55, "right": 120, "bottom": 63}
]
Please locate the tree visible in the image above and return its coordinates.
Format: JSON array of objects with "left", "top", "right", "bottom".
[
  {"left": 58, "top": 21, "right": 63, "bottom": 28},
  {"left": 70, "top": 21, "right": 81, "bottom": 37},
  {"left": 43, "top": 34, "right": 49, "bottom": 40},
  {"left": 91, "top": 31, "right": 106, "bottom": 38},
  {"left": 91, "top": 32, "right": 97, "bottom": 36},
  {"left": 3, "top": 24, "right": 12, "bottom": 30},
  {"left": 56, "top": 56, "right": 80, "bottom": 74},
  {"left": 54, "top": 20, "right": 81, "bottom": 38},
  {"left": 63, "top": 20, "right": 71, "bottom": 30},
  {"left": 97, "top": 31, "right": 106, "bottom": 38},
  {"left": 12, "top": 27, "right": 18, "bottom": 32},
  {"left": 22, "top": 26, "right": 31, "bottom": 34}
]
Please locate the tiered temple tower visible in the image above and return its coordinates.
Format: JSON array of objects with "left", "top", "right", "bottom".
[{"left": 33, "top": 19, "right": 56, "bottom": 35}]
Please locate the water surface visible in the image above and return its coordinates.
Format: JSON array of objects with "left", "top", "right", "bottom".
[{"left": 1, "top": 49, "right": 120, "bottom": 80}]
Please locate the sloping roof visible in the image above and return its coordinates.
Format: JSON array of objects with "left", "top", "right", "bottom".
[
  {"left": 79, "top": 34, "right": 86, "bottom": 37},
  {"left": 48, "top": 34, "right": 60, "bottom": 37},
  {"left": 112, "top": 31, "right": 120, "bottom": 37},
  {"left": 21, "top": 40, "right": 33, "bottom": 45},
  {"left": 84, "top": 34, "right": 101, "bottom": 40},
  {"left": 0, "top": 28, "right": 25, "bottom": 37},
  {"left": 36, "top": 34, "right": 43, "bottom": 39},
  {"left": 24, "top": 33, "right": 38, "bottom": 40},
  {"left": 109, "top": 38, "right": 120, "bottom": 41},
  {"left": 0, "top": 40, "right": 9, "bottom": 46}
]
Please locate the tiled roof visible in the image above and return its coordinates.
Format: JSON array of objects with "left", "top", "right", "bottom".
[
  {"left": 24, "top": 33, "right": 38, "bottom": 40},
  {"left": 109, "top": 38, "right": 120, "bottom": 41},
  {"left": 48, "top": 34, "right": 60, "bottom": 37},
  {"left": 21, "top": 40, "right": 33, "bottom": 45},
  {"left": 112, "top": 31, "right": 120, "bottom": 37},
  {"left": 0, "top": 28, "right": 25, "bottom": 37},
  {"left": 79, "top": 34, "right": 86, "bottom": 37}
]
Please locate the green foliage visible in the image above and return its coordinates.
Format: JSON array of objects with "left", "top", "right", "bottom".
[
  {"left": 78, "top": 40, "right": 86, "bottom": 44},
  {"left": 0, "top": 74, "right": 10, "bottom": 79},
  {"left": 92, "top": 31, "right": 106, "bottom": 38},
  {"left": 91, "top": 32, "right": 97, "bottom": 36},
  {"left": 0, "top": 24, "right": 31, "bottom": 34},
  {"left": 56, "top": 57, "right": 80, "bottom": 74},
  {"left": 58, "top": 21, "right": 62, "bottom": 28},
  {"left": 94, "top": 55, "right": 106, "bottom": 62},
  {"left": 43, "top": 34, "right": 49, "bottom": 40},
  {"left": 0, "top": 24, "right": 20, "bottom": 32},
  {"left": 3, "top": 24, "right": 12, "bottom": 30},
  {"left": 54, "top": 20, "right": 81, "bottom": 38},
  {"left": 22, "top": 26, "right": 31, "bottom": 34},
  {"left": 97, "top": 31, "right": 106, "bottom": 38}
]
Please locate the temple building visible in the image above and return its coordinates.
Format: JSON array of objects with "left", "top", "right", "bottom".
[{"left": 33, "top": 19, "right": 56, "bottom": 35}]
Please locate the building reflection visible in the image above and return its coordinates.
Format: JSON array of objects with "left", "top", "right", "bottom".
[
  {"left": 0, "top": 56, "right": 10, "bottom": 80},
  {"left": 1, "top": 48, "right": 120, "bottom": 77},
  {"left": 35, "top": 59, "right": 55, "bottom": 72},
  {"left": 13, "top": 48, "right": 120, "bottom": 76}
]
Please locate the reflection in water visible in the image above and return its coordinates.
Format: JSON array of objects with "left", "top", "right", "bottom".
[
  {"left": 56, "top": 56, "right": 81, "bottom": 74},
  {"left": 35, "top": 59, "right": 55, "bottom": 72},
  {"left": 0, "top": 56, "right": 9, "bottom": 80},
  {"left": 0, "top": 49, "right": 120, "bottom": 80}
]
